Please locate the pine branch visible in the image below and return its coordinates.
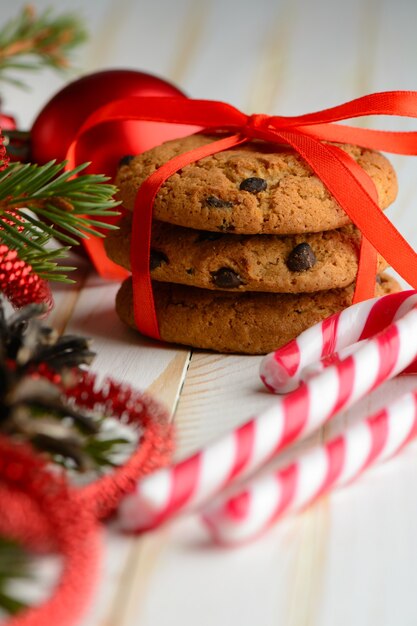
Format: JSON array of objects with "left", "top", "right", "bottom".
[
  {"left": 0, "top": 537, "right": 30, "bottom": 616},
  {"left": 0, "top": 5, "right": 87, "bottom": 86},
  {"left": 0, "top": 299, "right": 134, "bottom": 473},
  {"left": 0, "top": 161, "right": 120, "bottom": 282}
]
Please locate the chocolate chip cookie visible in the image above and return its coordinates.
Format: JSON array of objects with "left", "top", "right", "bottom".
[
  {"left": 115, "top": 133, "right": 397, "bottom": 235},
  {"left": 105, "top": 216, "right": 387, "bottom": 293},
  {"left": 115, "top": 274, "right": 400, "bottom": 355}
]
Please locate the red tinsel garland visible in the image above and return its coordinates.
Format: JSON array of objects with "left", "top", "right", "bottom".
[
  {"left": 35, "top": 365, "right": 174, "bottom": 519},
  {"left": 0, "top": 436, "right": 100, "bottom": 626},
  {"left": 67, "top": 371, "right": 174, "bottom": 518}
]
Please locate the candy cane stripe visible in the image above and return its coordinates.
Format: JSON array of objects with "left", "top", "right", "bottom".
[
  {"left": 274, "top": 464, "right": 298, "bottom": 518},
  {"left": 377, "top": 394, "right": 416, "bottom": 460},
  {"left": 318, "top": 437, "right": 346, "bottom": 497},
  {"left": 261, "top": 339, "right": 301, "bottom": 393},
  {"left": 392, "top": 308, "right": 417, "bottom": 375},
  {"left": 272, "top": 338, "right": 300, "bottom": 375},
  {"left": 331, "top": 354, "right": 356, "bottom": 415},
  {"left": 118, "top": 469, "right": 173, "bottom": 531},
  {"left": 393, "top": 293, "right": 417, "bottom": 322},
  {"left": 249, "top": 403, "right": 286, "bottom": 471},
  {"left": 363, "top": 410, "right": 389, "bottom": 470},
  {"left": 203, "top": 391, "right": 417, "bottom": 546},
  {"left": 373, "top": 325, "right": 400, "bottom": 389},
  {"left": 218, "top": 477, "right": 283, "bottom": 546},
  {"left": 289, "top": 447, "right": 329, "bottom": 511},
  {"left": 118, "top": 291, "right": 417, "bottom": 533},
  {"left": 168, "top": 456, "right": 202, "bottom": 515},
  {"left": 307, "top": 364, "right": 342, "bottom": 431},
  {"left": 337, "top": 421, "right": 373, "bottom": 485},
  {"left": 260, "top": 291, "right": 417, "bottom": 396},
  {"left": 227, "top": 421, "right": 256, "bottom": 482},
  {"left": 281, "top": 385, "right": 310, "bottom": 448},
  {"left": 225, "top": 490, "right": 251, "bottom": 521},
  {"left": 334, "top": 297, "right": 375, "bottom": 352},
  {"left": 358, "top": 290, "right": 411, "bottom": 340},
  {"left": 193, "top": 436, "right": 236, "bottom": 508},
  {"left": 321, "top": 313, "right": 339, "bottom": 356}
]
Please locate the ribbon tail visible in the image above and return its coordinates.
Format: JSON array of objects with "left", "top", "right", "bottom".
[
  {"left": 299, "top": 123, "right": 417, "bottom": 155},
  {"left": 326, "top": 145, "right": 379, "bottom": 303},
  {"left": 353, "top": 237, "right": 379, "bottom": 303},
  {"left": 131, "top": 133, "right": 248, "bottom": 339},
  {"left": 258, "top": 128, "right": 417, "bottom": 293},
  {"left": 270, "top": 91, "right": 417, "bottom": 126},
  {"left": 75, "top": 97, "right": 248, "bottom": 137}
]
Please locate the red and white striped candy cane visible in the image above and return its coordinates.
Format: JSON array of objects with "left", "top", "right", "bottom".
[
  {"left": 202, "top": 389, "right": 417, "bottom": 546},
  {"left": 117, "top": 290, "right": 417, "bottom": 533},
  {"left": 261, "top": 290, "right": 417, "bottom": 394}
]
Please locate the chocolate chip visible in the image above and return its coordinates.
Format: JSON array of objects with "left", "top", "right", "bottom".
[
  {"left": 186, "top": 268, "right": 194, "bottom": 275},
  {"left": 239, "top": 177, "right": 267, "bottom": 193},
  {"left": 286, "top": 243, "right": 317, "bottom": 272},
  {"left": 218, "top": 223, "right": 236, "bottom": 232},
  {"left": 211, "top": 267, "right": 243, "bottom": 288},
  {"left": 150, "top": 249, "right": 169, "bottom": 271},
  {"left": 118, "top": 155, "right": 134, "bottom": 166},
  {"left": 205, "top": 196, "right": 233, "bottom": 208},
  {"left": 196, "top": 231, "right": 223, "bottom": 242}
]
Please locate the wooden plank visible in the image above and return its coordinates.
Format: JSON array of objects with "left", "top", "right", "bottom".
[
  {"left": 175, "top": 353, "right": 266, "bottom": 458},
  {"left": 6, "top": 0, "right": 417, "bottom": 624}
]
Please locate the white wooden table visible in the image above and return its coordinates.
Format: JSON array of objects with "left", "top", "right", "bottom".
[{"left": 3, "top": 0, "right": 417, "bottom": 624}]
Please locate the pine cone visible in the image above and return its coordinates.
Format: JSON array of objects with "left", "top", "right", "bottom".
[{"left": 0, "top": 298, "right": 132, "bottom": 472}]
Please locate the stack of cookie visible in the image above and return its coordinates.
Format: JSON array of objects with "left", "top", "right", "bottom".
[{"left": 105, "top": 134, "right": 400, "bottom": 354}]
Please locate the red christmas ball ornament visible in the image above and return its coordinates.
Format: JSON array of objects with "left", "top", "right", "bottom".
[{"left": 31, "top": 69, "right": 199, "bottom": 179}]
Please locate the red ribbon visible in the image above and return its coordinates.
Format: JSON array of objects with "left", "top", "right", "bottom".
[{"left": 67, "top": 92, "right": 417, "bottom": 341}]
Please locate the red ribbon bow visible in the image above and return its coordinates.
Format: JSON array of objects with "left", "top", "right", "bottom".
[{"left": 67, "top": 92, "right": 417, "bottom": 340}]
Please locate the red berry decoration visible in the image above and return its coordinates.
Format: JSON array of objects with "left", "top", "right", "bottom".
[
  {"left": 31, "top": 69, "right": 199, "bottom": 179},
  {"left": 0, "top": 244, "right": 52, "bottom": 309},
  {"left": 0, "top": 129, "right": 51, "bottom": 308},
  {"left": 0, "top": 126, "right": 9, "bottom": 170}
]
